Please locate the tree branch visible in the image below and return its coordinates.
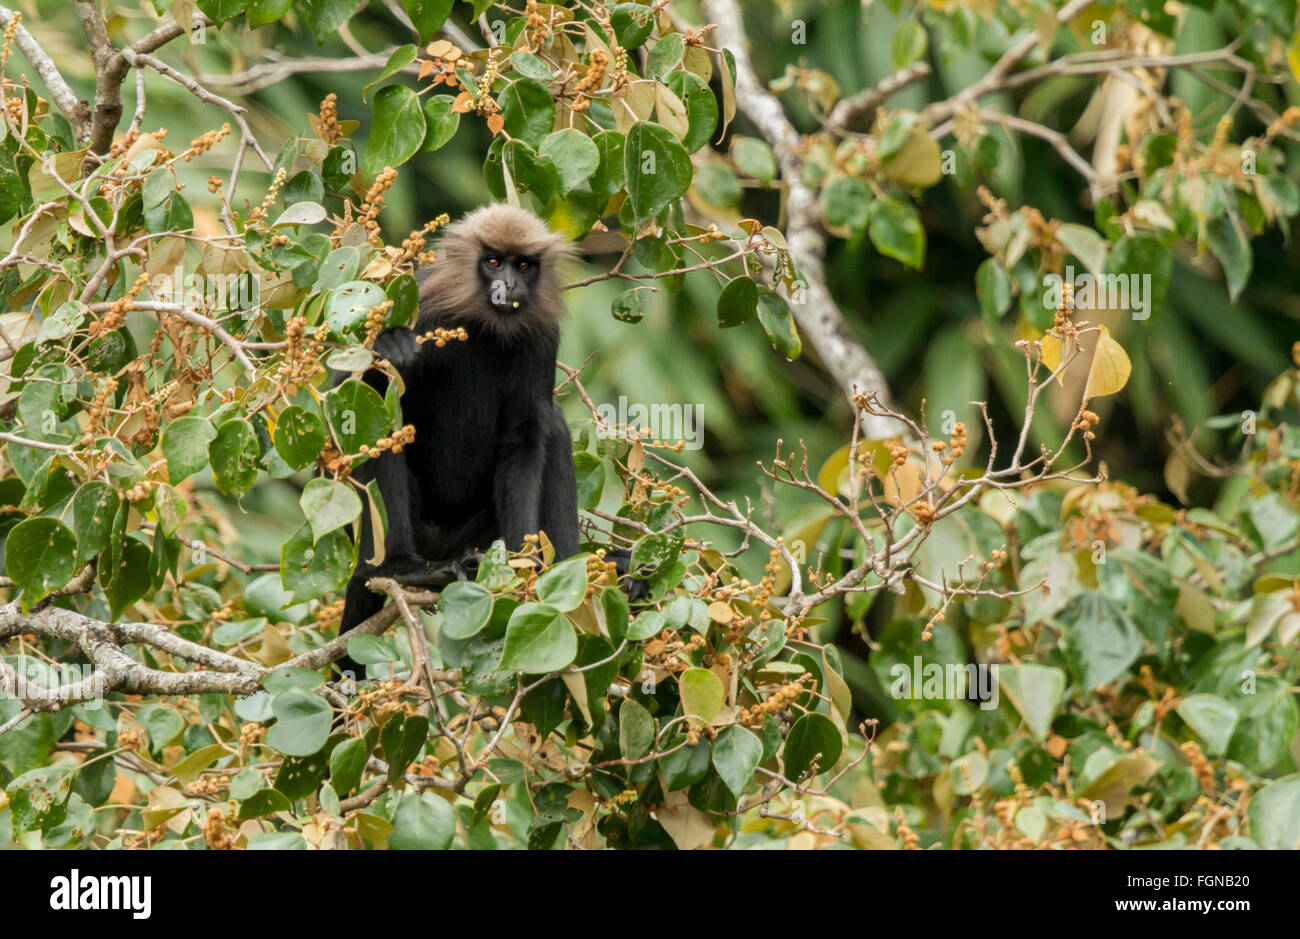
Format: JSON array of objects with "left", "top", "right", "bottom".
[
  {"left": 701, "top": 0, "right": 906, "bottom": 439},
  {"left": 0, "top": 5, "right": 86, "bottom": 131}
]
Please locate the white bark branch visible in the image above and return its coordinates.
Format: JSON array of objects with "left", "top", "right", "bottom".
[
  {"left": 702, "top": 0, "right": 906, "bottom": 439},
  {"left": 0, "top": 5, "right": 86, "bottom": 131}
]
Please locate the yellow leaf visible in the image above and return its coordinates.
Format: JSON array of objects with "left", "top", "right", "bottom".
[
  {"left": 655, "top": 787, "right": 718, "bottom": 850},
  {"left": 816, "top": 443, "right": 851, "bottom": 495},
  {"left": 1289, "top": 32, "right": 1300, "bottom": 84},
  {"left": 1041, "top": 332, "right": 1063, "bottom": 377},
  {"left": 1040, "top": 325, "right": 1130, "bottom": 398},
  {"left": 1085, "top": 326, "right": 1131, "bottom": 398}
]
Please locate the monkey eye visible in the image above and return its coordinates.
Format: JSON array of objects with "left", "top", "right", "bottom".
[
  {"left": 486, "top": 256, "right": 502, "bottom": 269},
  {"left": 518, "top": 259, "right": 531, "bottom": 271}
]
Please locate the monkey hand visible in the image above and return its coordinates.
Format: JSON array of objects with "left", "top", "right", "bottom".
[
  {"left": 604, "top": 548, "right": 651, "bottom": 602},
  {"left": 371, "top": 328, "right": 423, "bottom": 380}
]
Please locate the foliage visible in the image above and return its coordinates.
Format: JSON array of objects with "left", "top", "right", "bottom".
[{"left": 0, "top": 0, "right": 1298, "bottom": 851}]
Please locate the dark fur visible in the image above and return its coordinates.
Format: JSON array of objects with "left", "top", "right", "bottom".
[{"left": 336, "top": 205, "right": 580, "bottom": 675}]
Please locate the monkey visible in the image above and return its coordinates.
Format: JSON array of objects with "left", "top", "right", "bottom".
[{"left": 334, "top": 204, "right": 586, "bottom": 674}]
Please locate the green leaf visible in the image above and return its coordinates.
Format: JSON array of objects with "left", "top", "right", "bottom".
[
  {"left": 501, "top": 603, "right": 577, "bottom": 672},
  {"left": 208, "top": 418, "right": 259, "bottom": 498},
  {"left": 500, "top": 78, "right": 555, "bottom": 148},
  {"left": 627, "top": 609, "right": 665, "bottom": 641},
  {"left": 590, "top": 131, "right": 626, "bottom": 203},
  {"left": 611, "top": 2, "right": 654, "bottom": 48},
  {"left": 137, "top": 704, "right": 184, "bottom": 756},
  {"left": 362, "top": 45, "right": 417, "bottom": 100},
  {"left": 162, "top": 416, "right": 218, "bottom": 482},
  {"left": 997, "top": 664, "right": 1065, "bottom": 740},
  {"left": 502, "top": 139, "right": 559, "bottom": 205},
  {"left": 659, "top": 738, "right": 710, "bottom": 790},
  {"left": 731, "top": 136, "right": 777, "bottom": 183},
  {"left": 1206, "top": 214, "right": 1251, "bottom": 301},
  {"left": 5, "top": 517, "right": 77, "bottom": 605},
  {"left": 1227, "top": 677, "right": 1297, "bottom": 773},
  {"left": 364, "top": 85, "right": 427, "bottom": 176},
  {"left": 711, "top": 725, "right": 761, "bottom": 796},
  {"left": 246, "top": 0, "right": 293, "bottom": 28},
  {"left": 611, "top": 288, "right": 644, "bottom": 324},
  {"left": 869, "top": 196, "right": 925, "bottom": 269},
  {"left": 646, "top": 32, "right": 685, "bottom": 78},
  {"left": 1105, "top": 233, "right": 1171, "bottom": 319},
  {"left": 389, "top": 791, "right": 455, "bottom": 849},
  {"left": 782, "top": 712, "right": 842, "bottom": 780},
  {"left": 381, "top": 713, "right": 429, "bottom": 783},
  {"left": 422, "top": 95, "right": 461, "bottom": 152},
  {"left": 402, "top": 0, "right": 455, "bottom": 42},
  {"left": 891, "top": 19, "right": 928, "bottom": 68},
  {"left": 510, "top": 51, "right": 553, "bottom": 81},
  {"left": 624, "top": 121, "right": 692, "bottom": 223},
  {"left": 678, "top": 667, "right": 724, "bottom": 723},
  {"left": 6, "top": 765, "right": 72, "bottom": 835},
  {"left": 539, "top": 129, "right": 600, "bottom": 195},
  {"left": 1055, "top": 223, "right": 1107, "bottom": 278},
  {"left": 716, "top": 275, "right": 757, "bottom": 328},
  {"left": 303, "top": 0, "right": 363, "bottom": 45},
  {"left": 37, "top": 301, "right": 87, "bottom": 344},
  {"left": 664, "top": 71, "right": 717, "bottom": 153},
  {"left": 755, "top": 286, "right": 801, "bottom": 358},
  {"left": 170, "top": 743, "right": 230, "bottom": 788},
  {"left": 299, "top": 477, "right": 362, "bottom": 543},
  {"left": 1249, "top": 774, "right": 1300, "bottom": 849},
  {"left": 535, "top": 555, "right": 589, "bottom": 611},
  {"left": 439, "top": 580, "right": 495, "bottom": 640},
  {"left": 820, "top": 176, "right": 872, "bottom": 234},
  {"left": 618, "top": 698, "right": 654, "bottom": 760},
  {"left": 1176, "top": 693, "right": 1238, "bottom": 755},
  {"left": 601, "top": 585, "right": 629, "bottom": 642},
  {"left": 326, "top": 379, "right": 390, "bottom": 454},
  {"left": 975, "top": 258, "right": 1012, "bottom": 322},
  {"left": 1058, "top": 593, "right": 1141, "bottom": 690},
  {"left": 100, "top": 537, "right": 151, "bottom": 619},
  {"left": 70, "top": 481, "right": 119, "bottom": 565},
  {"left": 0, "top": 704, "right": 54, "bottom": 776},
  {"left": 273, "top": 406, "right": 326, "bottom": 469},
  {"left": 196, "top": 0, "right": 247, "bottom": 24},
  {"left": 326, "top": 280, "right": 390, "bottom": 336},
  {"left": 238, "top": 788, "right": 292, "bottom": 820},
  {"left": 264, "top": 688, "right": 333, "bottom": 757},
  {"left": 281, "top": 523, "right": 354, "bottom": 603}
]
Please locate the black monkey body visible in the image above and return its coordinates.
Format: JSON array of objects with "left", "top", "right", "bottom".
[{"left": 337, "top": 205, "right": 579, "bottom": 666}]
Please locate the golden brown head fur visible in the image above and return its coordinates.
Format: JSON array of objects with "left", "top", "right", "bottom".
[{"left": 416, "top": 204, "right": 572, "bottom": 342}]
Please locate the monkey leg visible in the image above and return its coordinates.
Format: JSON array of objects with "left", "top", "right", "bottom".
[{"left": 336, "top": 448, "right": 426, "bottom": 676}]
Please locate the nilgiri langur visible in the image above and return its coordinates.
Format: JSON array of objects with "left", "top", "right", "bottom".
[{"left": 336, "top": 204, "right": 583, "bottom": 667}]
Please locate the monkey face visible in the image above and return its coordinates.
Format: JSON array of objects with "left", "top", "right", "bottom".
[{"left": 480, "top": 250, "right": 541, "bottom": 314}]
